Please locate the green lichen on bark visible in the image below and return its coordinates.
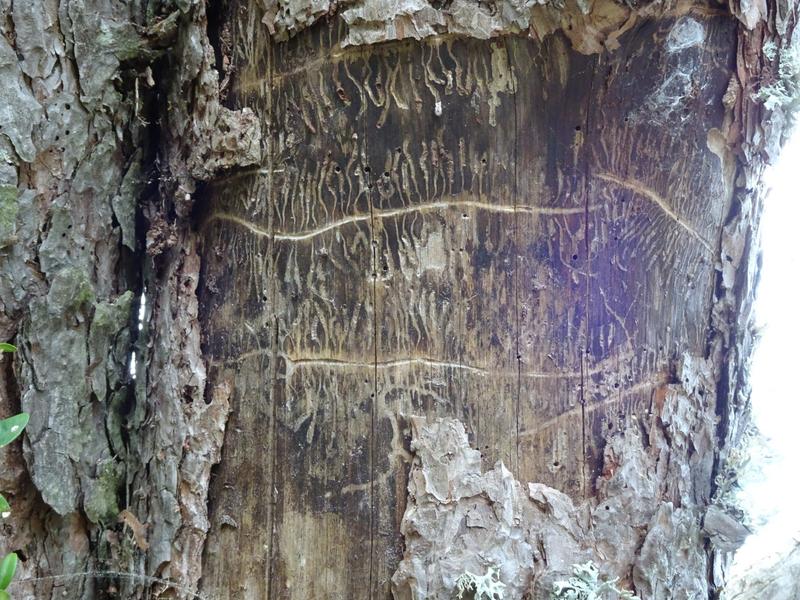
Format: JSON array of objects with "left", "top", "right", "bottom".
[
  {"left": 0, "top": 185, "right": 17, "bottom": 248},
  {"left": 82, "top": 459, "right": 124, "bottom": 525},
  {"left": 16, "top": 275, "right": 131, "bottom": 521}
]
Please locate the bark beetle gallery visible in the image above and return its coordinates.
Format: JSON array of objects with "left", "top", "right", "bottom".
[{"left": 0, "top": 0, "right": 796, "bottom": 598}]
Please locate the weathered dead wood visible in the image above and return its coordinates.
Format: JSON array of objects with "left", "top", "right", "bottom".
[
  {"left": 0, "top": 0, "right": 795, "bottom": 598},
  {"left": 189, "top": 1, "right": 795, "bottom": 598}
]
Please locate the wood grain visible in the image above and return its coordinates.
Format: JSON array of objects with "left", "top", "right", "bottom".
[{"left": 196, "top": 7, "right": 737, "bottom": 598}]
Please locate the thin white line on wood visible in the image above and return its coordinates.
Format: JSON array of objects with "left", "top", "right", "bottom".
[
  {"left": 209, "top": 350, "right": 594, "bottom": 379},
  {"left": 205, "top": 199, "right": 594, "bottom": 242},
  {"left": 518, "top": 376, "right": 668, "bottom": 438},
  {"left": 283, "top": 355, "right": 593, "bottom": 380},
  {"left": 595, "top": 171, "right": 714, "bottom": 254},
  {"left": 286, "top": 356, "right": 489, "bottom": 374}
]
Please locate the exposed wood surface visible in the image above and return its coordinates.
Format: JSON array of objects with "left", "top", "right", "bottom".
[{"left": 196, "top": 8, "right": 738, "bottom": 598}]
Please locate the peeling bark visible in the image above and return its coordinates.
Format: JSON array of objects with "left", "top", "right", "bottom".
[{"left": 393, "top": 410, "right": 727, "bottom": 599}]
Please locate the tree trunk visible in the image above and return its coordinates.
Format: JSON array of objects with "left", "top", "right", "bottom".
[{"left": 0, "top": 0, "right": 795, "bottom": 599}]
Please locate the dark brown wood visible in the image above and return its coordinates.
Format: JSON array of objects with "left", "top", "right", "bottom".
[{"left": 195, "top": 7, "right": 743, "bottom": 597}]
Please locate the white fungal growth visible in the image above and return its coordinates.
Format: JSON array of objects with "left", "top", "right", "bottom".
[
  {"left": 552, "top": 562, "right": 639, "bottom": 600},
  {"left": 434, "top": 100, "right": 443, "bottom": 116},
  {"left": 756, "top": 35, "right": 800, "bottom": 118},
  {"left": 455, "top": 566, "right": 506, "bottom": 599},
  {"left": 666, "top": 17, "right": 706, "bottom": 53}
]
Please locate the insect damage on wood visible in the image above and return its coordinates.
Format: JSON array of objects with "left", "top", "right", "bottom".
[
  {"left": 187, "top": 0, "right": 791, "bottom": 595},
  {"left": 1, "top": 0, "right": 794, "bottom": 597}
]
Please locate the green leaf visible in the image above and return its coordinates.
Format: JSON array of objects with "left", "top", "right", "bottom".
[
  {"left": 0, "top": 343, "right": 15, "bottom": 353},
  {"left": 0, "top": 495, "right": 9, "bottom": 517},
  {"left": 0, "top": 414, "right": 28, "bottom": 447},
  {"left": 0, "top": 589, "right": 10, "bottom": 600},
  {"left": 0, "top": 552, "right": 17, "bottom": 590}
]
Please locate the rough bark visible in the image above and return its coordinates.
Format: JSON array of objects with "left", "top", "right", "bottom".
[
  {"left": 0, "top": 1, "right": 157, "bottom": 596},
  {"left": 0, "top": 0, "right": 795, "bottom": 599},
  {"left": 0, "top": 1, "right": 256, "bottom": 597}
]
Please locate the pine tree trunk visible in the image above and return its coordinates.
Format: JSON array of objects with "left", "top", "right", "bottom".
[{"left": 0, "top": 0, "right": 795, "bottom": 599}]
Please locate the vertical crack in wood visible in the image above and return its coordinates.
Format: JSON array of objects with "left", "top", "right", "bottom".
[
  {"left": 268, "top": 316, "right": 279, "bottom": 600},
  {"left": 265, "top": 34, "right": 278, "bottom": 600},
  {"left": 507, "top": 38, "right": 522, "bottom": 475},
  {"left": 366, "top": 72, "right": 378, "bottom": 598},
  {"left": 456, "top": 150, "right": 466, "bottom": 427},
  {"left": 580, "top": 55, "right": 599, "bottom": 497}
]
